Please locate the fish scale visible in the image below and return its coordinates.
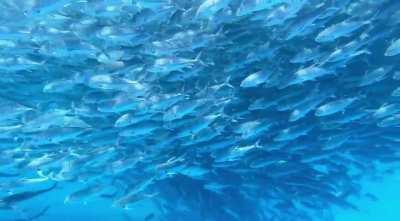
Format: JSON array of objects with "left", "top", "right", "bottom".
[{"left": 0, "top": 0, "right": 398, "bottom": 221}]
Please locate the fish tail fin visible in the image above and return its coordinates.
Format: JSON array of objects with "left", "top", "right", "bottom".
[
  {"left": 47, "top": 182, "right": 58, "bottom": 192},
  {"left": 145, "top": 192, "right": 159, "bottom": 198},
  {"left": 360, "top": 49, "right": 371, "bottom": 55},
  {"left": 64, "top": 196, "right": 70, "bottom": 204},
  {"left": 223, "top": 76, "right": 234, "bottom": 88},
  {"left": 368, "top": 10, "right": 380, "bottom": 23},
  {"left": 194, "top": 51, "right": 208, "bottom": 67},
  {"left": 194, "top": 51, "right": 202, "bottom": 61},
  {"left": 255, "top": 140, "right": 262, "bottom": 148},
  {"left": 215, "top": 27, "right": 225, "bottom": 36}
]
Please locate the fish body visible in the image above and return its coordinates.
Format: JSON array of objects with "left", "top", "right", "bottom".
[
  {"left": 315, "top": 97, "right": 357, "bottom": 117},
  {"left": 315, "top": 20, "right": 369, "bottom": 43},
  {"left": 0, "top": 183, "right": 57, "bottom": 208},
  {"left": 385, "top": 38, "right": 400, "bottom": 56},
  {"left": 240, "top": 70, "right": 270, "bottom": 88}
]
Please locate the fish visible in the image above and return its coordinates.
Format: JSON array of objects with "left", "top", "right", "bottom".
[
  {"left": 148, "top": 53, "right": 204, "bottom": 76},
  {"left": 29, "top": 205, "right": 50, "bottom": 221},
  {"left": 114, "top": 113, "right": 153, "bottom": 128},
  {"left": 18, "top": 176, "right": 49, "bottom": 185},
  {"left": 286, "top": 66, "right": 333, "bottom": 87},
  {"left": 371, "top": 103, "right": 400, "bottom": 119},
  {"left": 315, "top": 97, "right": 358, "bottom": 117},
  {"left": 290, "top": 48, "right": 325, "bottom": 64},
  {"left": 0, "top": 172, "right": 19, "bottom": 178},
  {"left": 385, "top": 38, "right": 400, "bottom": 56},
  {"left": 0, "top": 98, "right": 33, "bottom": 121},
  {"left": 163, "top": 99, "right": 208, "bottom": 122},
  {"left": 43, "top": 79, "right": 76, "bottom": 93},
  {"left": 113, "top": 192, "right": 158, "bottom": 209},
  {"left": 245, "top": 42, "right": 280, "bottom": 64},
  {"left": 323, "top": 36, "right": 371, "bottom": 64},
  {"left": 248, "top": 98, "right": 277, "bottom": 111},
  {"left": 0, "top": 183, "right": 57, "bottom": 209},
  {"left": 218, "top": 141, "right": 261, "bottom": 162},
  {"left": 315, "top": 20, "right": 369, "bottom": 43},
  {"left": 240, "top": 70, "right": 270, "bottom": 88},
  {"left": 64, "top": 183, "right": 102, "bottom": 204},
  {"left": 97, "top": 94, "right": 146, "bottom": 113},
  {"left": 378, "top": 114, "right": 400, "bottom": 127},
  {"left": 236, "top": 0, "right": 286, "bottom": 16},
  {"left": 358, "top": 66, "right": 393, "bottom": 87},
  {"left": 274, "top": 124, "right": 314, "bottom": 142},
  {"left": 118, "top": 120, "right": 161, "bottom": 137},
  {"left": 234, "top": 119, "right": 273, "bottom": 140},
  {"left": 392, "top": 87, "right": 400, "bottom": 97},
  {"left": 3, "top": 205, "right": 51, "bottom": 221},
  {"left": 0, "top": 1, "right": 398, "bottom": 221},
  {"left": 289, "top": 90, "right": 330, "bottom": 122},
  {"left": 196, "top": 0, "right": 230, "bottom": 18},
  {"left": 393, "top": 71, "right": 400, "bottom": 80}
]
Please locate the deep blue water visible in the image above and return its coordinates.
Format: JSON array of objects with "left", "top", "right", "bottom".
[{"left": 0, "top": 0, "right": 400, "bottom": 220}]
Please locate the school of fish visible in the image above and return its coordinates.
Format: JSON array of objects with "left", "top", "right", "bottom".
[{"left": 0, "top": 0, "right": 400, "bottom": 220}]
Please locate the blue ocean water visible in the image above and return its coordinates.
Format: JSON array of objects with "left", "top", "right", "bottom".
[{"left": 0, "top": 0, "right": 400, "bottom": 220}]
